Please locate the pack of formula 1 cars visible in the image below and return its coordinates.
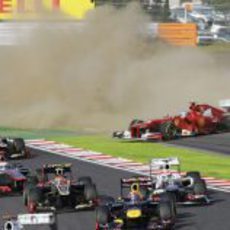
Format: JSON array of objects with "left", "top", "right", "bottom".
[
  {"left": 1, "top": 137, "right": 210, "bottom": 230},
  {"left": 0, "top": 126, "right": 216, "bottom": 230},
  {"left": 95, "top": 157, "right": 210, "bottom": 230}
]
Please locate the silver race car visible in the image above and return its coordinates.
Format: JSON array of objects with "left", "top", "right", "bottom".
[
  {"left": 3, "top": 213, "right": 57, "bottom": 230},
  {"left": 149, "top": 158, "right": 210, "bottom": 205}
]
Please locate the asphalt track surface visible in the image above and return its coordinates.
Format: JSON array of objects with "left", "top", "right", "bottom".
[
  {"left": 0, "top": 148, "right": 230, "bottom": 230},
  {"left": 169, "top": 133, "right": 230, "bottom": 155}
]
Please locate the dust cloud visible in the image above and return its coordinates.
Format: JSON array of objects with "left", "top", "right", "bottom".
[{"left": 0, "top": 3, "right": 229, "bottom": 132}]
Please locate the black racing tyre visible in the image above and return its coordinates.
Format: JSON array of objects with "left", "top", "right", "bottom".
[
  {"left": 159, "top": 201, "right": 173, "bottom": 221},
  {"left": 84, "top": 183, "right": 97, "bottom": 201},
  {"left": 50, "top": 223, "right": 58, "bottom": 230},
  {"left": 27, "top": 188, "right": 42, "bottom": 213},
  {"left": 23, "top": 189, "right": 28, "bottom": 206},
  {"left": 224, "top": 115, "right": 230, "bottom": 130},
  {"left": 78, "top": 176, "right": 92, "bottom": 186},
  {"left": 6, "top": 142, "right": 14, "bottom": 158},
  {"left": 27, "top": 187, "right": 42, "bottom": 203},
  {"left": 56, "top": 195, "right": 63, "bottom": 209},
  {"left": 160, "top": 121, "right": 178, "bottom": 140},
  {"left": 186, "top": 171, "right": 201, "bottom": 180},
  {"left": 96, "top": 206, "right": 110, "bottom": 225},
  {"left": 217, "top": 115, "right": 230, "bottom": 132},
  {"left": 193, "top": 179, "right": 207, "bottom": 195},
  {"left": 112, "top": 131, "right": 124, "bottom": 138},
  {"left": 23, "top": 179, "right": 37, "bottom": 205},
  {"left": 13, "top": 138, "right": 25, "bottom": 152},
  {"left": 160, "top": 193, "right": 177, "bottom": 217},
  {"left": 0, "top": 174, "right": 13, "bottom": 186}
]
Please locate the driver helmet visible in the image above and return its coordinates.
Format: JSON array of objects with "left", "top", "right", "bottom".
[
  {"left": 180, "top": 111, "right": 187, "bottom": 118},
  {"left": 55, "top": 168, "right": 64, "bottom": 177},
  {"left": 129, "top": 183, "right": 142, "bottom": 203}
]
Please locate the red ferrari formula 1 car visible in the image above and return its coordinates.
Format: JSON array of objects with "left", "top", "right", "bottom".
[{"left": 113, "top": 102, "right": 230, "bottom": 141}]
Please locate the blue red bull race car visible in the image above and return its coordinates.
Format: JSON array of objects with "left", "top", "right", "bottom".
[{"left": 96, "top": 178, "right": 176, "bottom": 230}]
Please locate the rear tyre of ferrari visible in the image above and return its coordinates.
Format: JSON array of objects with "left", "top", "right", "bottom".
[{"left": 160, "top": 121, "right": 178, "bottom": 140}]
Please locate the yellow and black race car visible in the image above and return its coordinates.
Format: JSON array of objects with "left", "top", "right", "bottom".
[{"left": 23, "top": 163, "right": 98, "bottom": 213}]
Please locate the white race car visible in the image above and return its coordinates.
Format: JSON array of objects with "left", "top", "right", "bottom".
[
  {"left": 150, "top": 157, "right": 210, "bottom": 205},
  {"left": 3, "top": 213, "right": 57, "bottom": 230}
]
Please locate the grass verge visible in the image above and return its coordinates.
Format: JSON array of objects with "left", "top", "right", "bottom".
[{"left": 50, "top": 135, "right": 230, "bottom": 180}]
